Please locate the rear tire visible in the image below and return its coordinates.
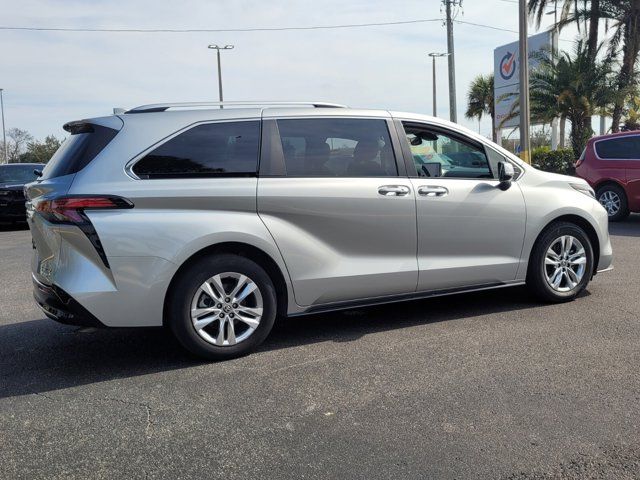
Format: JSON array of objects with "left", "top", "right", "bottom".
[
  {"left": 526, "top": 222, "right": 594, "bottom": 303},
  {"left": 596, "top": 184, "right": 629, "bottom": 222},
  {"left": 167, "top": 254, "right": 277, "bottom": 360}
]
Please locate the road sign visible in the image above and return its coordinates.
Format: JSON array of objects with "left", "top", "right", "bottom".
[{"left": 494, "top": 31, "right": 553, "bottom": 129}]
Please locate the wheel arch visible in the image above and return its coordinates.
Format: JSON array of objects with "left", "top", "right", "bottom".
[
  {"left": 162, "top": 242, "right": 290, "bottom": 326},
  {"left": 594, "top": 179, "right": 627, "bottom": 197},
  {"left": 531, "top": 214, "right": 601, "bottom": 274}
]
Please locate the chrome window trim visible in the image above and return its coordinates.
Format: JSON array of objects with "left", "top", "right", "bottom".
[
  {"left": 124, "top": 117, "right": 261, "bottom": 180},
  {"left": 263, "top": 115, "right": 405, "bottom": 179},
  {"left": 593, "top": 134, "right": 640, "bottom": 161},
  {"left": 394, "top": 118, "right": 523, "bottom": 181}
]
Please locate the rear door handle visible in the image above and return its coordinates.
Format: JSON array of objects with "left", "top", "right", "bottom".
[
  {"left": 418, "top": 185, "right": 449, "bottom": 197},
  {"left": 378, "top": 185, "right": 411, "bottom": 197}
]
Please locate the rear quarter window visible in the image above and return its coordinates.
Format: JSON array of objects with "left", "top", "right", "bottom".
[
  {"left": 132, "top": 120, "right": 261, "bottom": 178},
  {"left": 595, "top": 136, "right": 640, "bottom": 160}
]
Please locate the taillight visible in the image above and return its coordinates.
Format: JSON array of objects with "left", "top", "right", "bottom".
[
  {"left": 35, "top": 196, "right": 133, "bottom": 224},
  {"left": 34, "top": 195, "right": 133, "bottom": 268},
  {"left": 575, "top": 158, "right": 584, "bottom": 168}
]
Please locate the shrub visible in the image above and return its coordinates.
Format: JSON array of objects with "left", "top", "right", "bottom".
[{"left": 531, "top": 147, "right": 576, "bottom": 175}]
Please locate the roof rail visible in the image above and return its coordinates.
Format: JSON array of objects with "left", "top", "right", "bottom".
[{"left": 125, "top": 101, "right": 348, "bottom": 113}]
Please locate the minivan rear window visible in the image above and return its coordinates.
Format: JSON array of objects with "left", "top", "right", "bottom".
[
  {"left": 595, "top": 136, "right": 640, "bottom": 160},
  {"left": 41, "top": 124, "right": 119, "bottom": 179}
]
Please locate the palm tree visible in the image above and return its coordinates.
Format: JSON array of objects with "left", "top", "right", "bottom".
[
  {"left": 465, "top": 74, "right": 496, "bottom": 141},
  {"left": 552, "top": 0, "right": 640, "bottom": 132},
  {"left": 529, "top": 41, "right": 614, "bottom": 156},
  {"left": 601, "top": 0, "right": 640, "bottom": 132},
  {"left": 529, "top": 0, "right": 602, "bottom": 64}
]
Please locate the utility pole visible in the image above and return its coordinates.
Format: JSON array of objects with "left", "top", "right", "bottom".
[
  {"left": 0, "top": 89, "right": 7, "bottom": 164},
  {"left": 207, "top": 44, "right": 234, "bottom": 108},
  {"left": 428, "top": 52, "right": 449, "bottom": 117},
  {"left": 518, "top": 0, "right": 531, "bottom": 163},
  {"left": 444, "top": 0, "right": 459, "bottom": 123},
  {"left": 547, "top": 0, "right": 560, "bottom": 149}
]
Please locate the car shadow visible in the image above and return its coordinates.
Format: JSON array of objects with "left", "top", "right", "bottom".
[
  {"left": 609, "top": 213, "right": 640, "bottom": 237},
  {"left": 0, "top": 286, "right": 557, "bottom": 400}
]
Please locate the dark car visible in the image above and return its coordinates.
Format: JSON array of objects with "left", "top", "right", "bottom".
[
  {"left": 575, "top": 131, "right": 640, "bottom": 221},
  {"left": 0, "top": 163, "right": 44, "bottom": 223}
]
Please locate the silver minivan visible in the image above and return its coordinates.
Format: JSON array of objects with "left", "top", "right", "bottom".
[{"left": 26, "top": 102, "right": 613, "bottom": 359}]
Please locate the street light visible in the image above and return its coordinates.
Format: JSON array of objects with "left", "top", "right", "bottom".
[
  {"left": 428, "top": 53, "right": 449, "bottom": 117},
  {"left": 518, "top": 0, "right": 531, "bottom": 163},
  {"left": 207, "top": 44, "right": 234, "bottom": 109},
  {"left": 0, "top": 88, "right": 7, "bottom": 163}
]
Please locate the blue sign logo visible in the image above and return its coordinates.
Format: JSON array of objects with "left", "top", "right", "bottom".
[{"left": 499, "top": 52, "right": 516, "bottom": 81}]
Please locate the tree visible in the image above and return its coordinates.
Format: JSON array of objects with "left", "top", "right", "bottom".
[
  {"left": 601, "top": 0, "right": 640, "bottom": 132},
  {"left": 19, "top": 135, "right": 62, "bottom": 164},
  {"left": 1, "top": 128, "right": 33, "bottom": 163},
  {"left": 529, "top": 0, "right": 604, "bottom": 133},
  {"left": 465, "top": 74, "right": 496, "bottom": 141},
  {"left": 529, "top": 41, "right": 614, "bottom": 157},
  {"left": 529, "top": 0, "right": 602, "bottom": 64}
]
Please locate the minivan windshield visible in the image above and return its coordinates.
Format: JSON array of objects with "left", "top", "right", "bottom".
[{"left": 0, "top": 165, "right": 40, "bottom": 184}]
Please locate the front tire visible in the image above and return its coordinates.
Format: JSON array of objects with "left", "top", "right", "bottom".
[
  {"left": 167, "top": 254, "right": 277, "bottom": 360},
  {"left": 597, "top": 184, "right": 629, "bottom": 222},
  {"left": 527, "top": 222, "right": 594, "bottom": 303}
]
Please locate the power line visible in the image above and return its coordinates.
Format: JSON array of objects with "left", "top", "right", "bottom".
[
  {"left": 0, "top": 17, "right": 578, "bottom": 44},
  {"left": 0, "top": 19, "right": 441, "bottom": 34},
  {"left": 454, "top": 19, "right": 518, "bottom": 33}
]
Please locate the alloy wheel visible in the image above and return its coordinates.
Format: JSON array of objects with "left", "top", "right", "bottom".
[
  {"left": 544, "top": 235, "right": 587, "bottom": 293},
  {"left": 598, "top": 190, "right": 621, "bottom": 216},
  {"left": 190, "top": 272, "right": 263, "bottom": 346}
]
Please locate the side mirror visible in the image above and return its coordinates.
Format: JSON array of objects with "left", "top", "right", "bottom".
[{"left": 498, "top": 161, "right": 515, "bottom": 190}]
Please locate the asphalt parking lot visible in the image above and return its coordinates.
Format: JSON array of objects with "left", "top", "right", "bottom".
[{"left": 1, "top": 219, "right": 639, "bottom": 480}]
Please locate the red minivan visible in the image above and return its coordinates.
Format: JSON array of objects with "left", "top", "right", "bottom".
[{"left": 575, "top": 131, "right": 640, "bottom": 221}]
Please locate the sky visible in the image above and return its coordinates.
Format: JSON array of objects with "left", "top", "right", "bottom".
[{"left": 0, "top": 0, "right": 572, "bottom": 141}]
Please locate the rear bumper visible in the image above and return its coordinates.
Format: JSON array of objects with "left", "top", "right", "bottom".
[{"left": 32, "top": 274, "right": 106, "bottom": 328}]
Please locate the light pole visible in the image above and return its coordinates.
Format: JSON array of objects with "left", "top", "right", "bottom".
[
  {"left": 207, "top": 44, "right": 234, "bottom": 108},
  {"left": 518, "top": 0, "right": 531, "bottom": 164},
  {"left": 0, "top": 88, "right": 7, "bottom": 163},
  {"left": 428, "top": 53, "right": 449, "bottom": 117},
  {"left": 444, "top": 0, "right": 459, "bottom": 123}
]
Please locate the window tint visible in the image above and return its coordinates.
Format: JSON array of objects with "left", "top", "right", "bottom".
[
  {"left": 42, "top": 124, "right": 118, "bottom": 180},
  {"left": 276, "top": 118, "right": 397, "bottom": 177},
  {"left": 403, "top": 123, "right": 492, "bottom": 179},
  {"left": 0, "top": 165, "right": 40, "bottom": 184},
  {"left": 595, "top": 136, "right": 640, "bottom": 160},
  {"left": 133, "top": 121, "right": 260, "bottom": 178}
]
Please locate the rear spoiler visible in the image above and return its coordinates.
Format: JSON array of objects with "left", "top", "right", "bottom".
[
  {"left": 63, "top": 121, "right": 95, "bottom": 134},
  {"left": 62, "top": 116, "right": 124, "bottom": 135}
]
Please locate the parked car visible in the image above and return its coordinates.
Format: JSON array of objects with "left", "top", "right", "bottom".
[
  {"left": 26, "top": 102, "right": 613, "bottom": 360},
  {"left": 0, "top": 163, "right": 44, "bottom": 223},
  {"left": 575, "top": 130, "right": 640, "bottom": 221}
]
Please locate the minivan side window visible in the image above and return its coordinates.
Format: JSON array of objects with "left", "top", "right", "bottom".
[
  {"left": 595, "top": 136, "right": 640, "bottom": 160},
  {"left": 133, "top": 121, "right": 260, "bottom": 178},
  {"left": 276, "top": 118, "right": 398, "bottom": 177},
  {"left": 402, "top": 123, "right": 493, "bottom": 179}
]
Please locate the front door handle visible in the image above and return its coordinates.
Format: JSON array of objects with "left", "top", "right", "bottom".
[
  {"left": 418, "top": 185, "right": 449, "bottom": 197},
  {"left": 378, "top": 185, "right": 411, "bottom": 197}
]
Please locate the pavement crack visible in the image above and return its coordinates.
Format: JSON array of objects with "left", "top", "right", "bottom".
[{"left": 104, "top": 397, "right": 155, "bottom": 439}]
